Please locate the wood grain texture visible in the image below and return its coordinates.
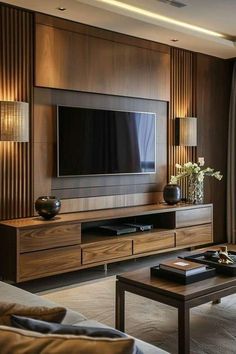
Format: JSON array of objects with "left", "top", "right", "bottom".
[
  {"left": 82, "top": 239, "right": 132, "bottom": 265},
  {"left": 196, "top": 54, "right": 232, "bottom": 243},
  {"left": 35, "top": 20, "right": 170, "bottom": 100},
  {"left": 0, "top": 203, "right": 213, "bottom": 228},
  {"left": 169, "top": 48, "right": 197, "bottom": 199},
  {"left": 33, "top": 88, "right": 167, "bottom": 212},
  {"left": 176, "top": 224, "right": 213, "bottom": 247},
  {"left": 19, "top": 245, "right": 81, "bottom": 281},
  {"left": 0, "top": 4, "right": 33, "bottom": 219},
  {"left": 19, "top": 223, "right": 81, "bottom": 252},
  {"left": 35, "top": 13, "right": 170, "bottom": 55},
  {"left": 175, "top": 206, "right": 212, "bottom": 228},
  {"left": 133, "top": 230, "right": 175, "bottom": 255}
]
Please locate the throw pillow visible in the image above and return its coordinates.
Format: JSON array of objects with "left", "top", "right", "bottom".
[
  {"left": 11, "top": 315, "right": 126, "bottom": 338},
  {"left": 0, "top": 302, "right": 66, "bottom": 326},
  {"left": 0, "top": 325, "right": 136, "bottom": 354}
]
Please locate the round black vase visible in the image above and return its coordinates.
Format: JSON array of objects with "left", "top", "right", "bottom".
[
  {"left": 35, "top": 196, "right": 61, "bottom": 220},
  {"left": 163, "top": 184, "right": 181, "bottom": 205}
]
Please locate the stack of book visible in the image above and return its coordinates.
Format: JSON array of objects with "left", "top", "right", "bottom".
[{"left": 151, "top": 258, "right": 216, "bottom": 284}]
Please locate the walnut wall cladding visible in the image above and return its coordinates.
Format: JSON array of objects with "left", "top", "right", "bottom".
[{"left": 0, "top": 5, "right": 33, "bottom": 219}]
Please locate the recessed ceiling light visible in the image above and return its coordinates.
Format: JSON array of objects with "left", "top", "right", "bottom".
[
  {"left": 57, "top": 7, "right": 66, "bottom": 11},
  {"left": 96, "top": 0, "right": 224, "bottom": 38},
  {"left": 171, "top": 38, "right": 179, "bottom": 42}
]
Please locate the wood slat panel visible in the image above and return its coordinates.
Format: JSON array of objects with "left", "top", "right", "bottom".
[
  {"left": 169, "top": 48, "right": 197, "bottom": 199},
  {"left": 0, "top": 5, "right": 33, "bottom": 219}
]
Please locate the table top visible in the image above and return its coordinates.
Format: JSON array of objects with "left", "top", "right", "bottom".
[{"left": 117, "top": 245, "right": 236, "bottom": 301}]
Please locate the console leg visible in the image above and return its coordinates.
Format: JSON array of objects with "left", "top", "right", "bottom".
[
  {"left": 115, "top": 280, "right": 125, "bottom": 331},
  {"left": 104, "top": 264, "right": 108, "bottom": 274},
  {"left": 212, "top": 299, "right": 221, "bottom": 305}
]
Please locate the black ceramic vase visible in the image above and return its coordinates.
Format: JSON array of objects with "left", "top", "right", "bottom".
[
  {"left": 163, "top": 184, "right": 181, "bottom": 205},
  {"left": 35, "top": 196, "right": 61, "bottom": 220}
]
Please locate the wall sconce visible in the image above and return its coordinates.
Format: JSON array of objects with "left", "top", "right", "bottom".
[
  {"left": 0, "top": 101, "right": 29, "bottom": 142},
  {"left": 175, "top": 117, "right": 197, "bottom": 146}
]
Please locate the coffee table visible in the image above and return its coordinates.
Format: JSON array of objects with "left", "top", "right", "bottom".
[{"left": 115, "top": 267, "right": 236, "bottom": 354}]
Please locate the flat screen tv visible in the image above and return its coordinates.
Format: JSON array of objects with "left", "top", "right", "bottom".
[{"left": 57, "top": 106, "right": 156, "bottom": 177}]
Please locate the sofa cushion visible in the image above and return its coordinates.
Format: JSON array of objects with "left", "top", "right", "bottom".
[
  {"left": 0, "top": 282, "right": 86, "bottom": 325},
  {"left": 0, "top": 325, "right": 137, "bottom": 354},
  {"left": 11, "top": 315, "right": 126, "bottom": 338},
  {"left": 0, "top": 302, "right": 67, "bottom": 326}
]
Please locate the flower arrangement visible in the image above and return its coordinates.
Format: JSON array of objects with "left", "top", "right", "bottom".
[
  {"left": 170, "top": 158, "right": 223, "bottom": 185},
  {"left": 169, "top": 158, "right": 223, "bottom": 204}
]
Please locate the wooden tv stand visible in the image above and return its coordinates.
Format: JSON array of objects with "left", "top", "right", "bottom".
[{"left": 0, "top": 203, "right": 213, "bottom": 283}]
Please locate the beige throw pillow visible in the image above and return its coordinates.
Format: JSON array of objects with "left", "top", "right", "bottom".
[
  {"left": 0, "top": 325, "right": 135, "bottom": 354},
  {"left": 0, "top": 302, "right": 66, "bottom": 326}
]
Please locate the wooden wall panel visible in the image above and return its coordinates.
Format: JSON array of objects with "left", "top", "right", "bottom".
[
  {"left": 169, "top": 48, "right": 197, "bottom": 198},
  {"left": 0, "top": 5, "right": 33, "bottom": 219},
  {"left": 196, "top": 54, "right": 232, "bottom": 242},
  {"left": 33, "top": 88, "right": 168, "bottom": 212},
  {"left": 35, "top": 16, "right": 170, "bottom": 101}
]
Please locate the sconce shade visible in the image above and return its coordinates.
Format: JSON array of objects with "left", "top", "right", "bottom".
[
  {"left": 0, "top": 101, "right": 29, "bottom": 142},
  {"left": 175, "top": 117, "right": 197, "bottom": 146}
]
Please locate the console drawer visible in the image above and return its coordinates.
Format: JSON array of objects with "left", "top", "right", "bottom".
[
  {"left": 20, "top": 223, "right": 81, "bottom": 252},
  {"left": 19, "top": 245, "right": 81, "bottom": 281},
  {"left": 133, "top": 230, "right": 175, "bottom": 255},
  {"left": 82, "top": 240, "right": 132, "bottom": 265},
  {"left": 176, "top": 207, "right": 212, "bottom": 228},
  {"left": 176, "top": 224, "right": 213, "bottom": 247}
]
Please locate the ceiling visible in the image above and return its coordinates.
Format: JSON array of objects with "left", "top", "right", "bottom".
[{"left": 2, "top": 0, "right": 236, "bottom": 58}]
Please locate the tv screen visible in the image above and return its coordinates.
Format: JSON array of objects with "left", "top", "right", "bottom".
[{"left": 57, "top": 106, "right": 156, "bottom": 177}]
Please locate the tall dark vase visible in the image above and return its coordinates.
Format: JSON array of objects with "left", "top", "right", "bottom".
[
  {"left": 35, "top": 196, "right": 61, "bottom": 220},
  {"left": 163, "top": 184, "right": 181, "bottom": 205}
]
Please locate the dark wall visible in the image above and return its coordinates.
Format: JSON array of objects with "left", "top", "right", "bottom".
[{"left": 196, "top": 54, "right": 232, "bottom": 242}]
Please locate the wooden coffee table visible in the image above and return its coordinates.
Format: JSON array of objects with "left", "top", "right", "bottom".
[{"left": 115, "top": 267, "right": 236, "bottom": 354}]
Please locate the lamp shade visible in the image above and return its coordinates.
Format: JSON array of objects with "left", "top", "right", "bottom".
[
  {"left": 0, "top": 101, "right": 29, "bottom": 142},
  {"left": 175, "top": 117, "right": 197, "bottom": 146}
]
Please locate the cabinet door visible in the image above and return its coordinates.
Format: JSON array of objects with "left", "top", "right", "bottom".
[
  {"left": 176, "top": 207, "right": 212, "bottom": 228},
  {"left": 82, "top": 240, "right": 132, "bottom": 265},
  {"left": 19, "top": 245, "right": 81, "bottom": 281},
  {"left": 20, "top": 223, "right": 81, "bottom": 252},
  {"left": 133, "top": 231, "right": 175, "bottom": 254},
  {"left": 176, "top": 224, "right": 213, "bottom": 247}
]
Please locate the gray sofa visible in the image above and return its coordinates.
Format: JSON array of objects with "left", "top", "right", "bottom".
[{"left": 0, "top": 281, "right": 169, "bottom": 353}]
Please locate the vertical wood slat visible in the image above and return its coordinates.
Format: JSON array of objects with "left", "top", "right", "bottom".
[
  {"left": 0, "top": 5, "right": 33, "bottom": 219},
  {"left": 169, "top": 48, "right": 197, "bottom": 199}
]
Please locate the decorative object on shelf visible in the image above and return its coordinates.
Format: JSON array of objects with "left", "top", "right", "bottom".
[
  {"left": 0, "top": 101, "right": 29, "bottom": 142},
  {"left": 218, "top": 246, "right": 234, "bottom": 264},
  {"left": 163, "top": 184, "right": 181, "bottom": 205},
  {"left": 170, "top": 157, "right": 223, "bottom": 204},
  {"left": 35, "top": 196, "right": 61, "bottom": 220}
]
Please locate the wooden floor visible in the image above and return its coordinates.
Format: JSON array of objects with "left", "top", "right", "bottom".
[{"left": 17, "top": 249, "right": 189, "bottom": 294}]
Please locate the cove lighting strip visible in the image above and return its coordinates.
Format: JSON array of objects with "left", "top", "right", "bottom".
[{"left": 96, "top": 0, "right": 224, "bottom": 38}]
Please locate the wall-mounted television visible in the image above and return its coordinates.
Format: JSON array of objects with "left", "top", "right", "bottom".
[{"left": 57, "top": 105, "right": 156, "bottom": 177}]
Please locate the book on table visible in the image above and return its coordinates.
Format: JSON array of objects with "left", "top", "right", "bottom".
[{"left": 159, "top": 258, "right": 207, "bottom": 276}]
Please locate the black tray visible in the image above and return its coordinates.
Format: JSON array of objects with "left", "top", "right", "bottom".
[
  {"left": 184, "top": 251, "right": 236, "bottom": 276},
  {"left": 150, "top": 266, "right": 216, "bottom": 284}
]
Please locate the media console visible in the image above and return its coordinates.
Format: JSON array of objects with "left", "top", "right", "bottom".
[{"left": 0, "top": 203, "right": 213, "bottom": 283}]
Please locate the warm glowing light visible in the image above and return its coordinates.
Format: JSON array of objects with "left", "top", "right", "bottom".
[{"left": 97, "top": 0, "right": 224, "bottom": 38}]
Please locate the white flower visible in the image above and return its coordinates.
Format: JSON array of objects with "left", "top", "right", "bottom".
[
  {"left": 198, "top": 157, "right": 205, "bottom": 166},
  {"left": 169, "top": 160, "right": 223, "bottom": 184},
  {"left": 175, "top": 163, "right": 182, "bottom": 169},
  {"left": 170, "top": 176, "right": 178, "bottom": 184}
]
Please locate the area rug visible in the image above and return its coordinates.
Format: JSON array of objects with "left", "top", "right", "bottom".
[{"left": 40, "top": 276, "right": 236, "bottom": 354}]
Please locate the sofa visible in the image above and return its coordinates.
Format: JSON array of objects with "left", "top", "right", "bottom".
[{"left": 0, "top": 281, "right": 169, "bottom": 353}]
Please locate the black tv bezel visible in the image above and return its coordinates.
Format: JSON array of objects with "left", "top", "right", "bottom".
[{"left": 56, "top": 105, "right": 157, "bottom": 178}]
